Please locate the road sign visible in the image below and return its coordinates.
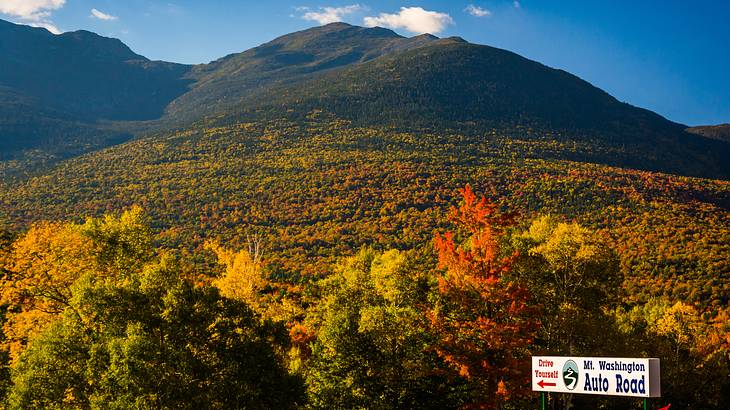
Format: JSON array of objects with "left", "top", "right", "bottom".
[{"left": 532, "top": 356, "right": 661, "bottom": 398}]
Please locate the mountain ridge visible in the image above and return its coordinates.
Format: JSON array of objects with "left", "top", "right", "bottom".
[{"left": 0, "top": 18, "right": 193, "bottom": 156}]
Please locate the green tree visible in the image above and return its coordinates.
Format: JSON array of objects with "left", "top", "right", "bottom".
[
  {"left": 511, "top": 215, "right": 622, "bottom": 355},
  {"left": 4, "top": 210, "right": 303, "bottom": 409},
  {"left": 510, "top": 215, "right": 628, "bottom": 409},
  {"left": 614, "top": 300, "right": 730, "bottom": 409},
  {"left": 1, "top": 207, "right": 152, "bottom": 363},
  {"left": 304, "top": 248, "right": 464, "bottom": 409}
]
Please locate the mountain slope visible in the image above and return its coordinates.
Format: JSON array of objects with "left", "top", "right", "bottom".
[
  {"left": 231, "top": 38, "right": 667, "bottom": 128},
  {"left": 1, "top": 120, "right": 726, "bottom": 312},
  {"left": 0, "top": 86, "right": 125, "bottom": 158},
  {"left": 217, "top": 37, "right": 730, "bottom": 179}
]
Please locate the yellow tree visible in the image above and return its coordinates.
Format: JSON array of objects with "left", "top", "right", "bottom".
[
  {"left": 654, "top": 302, "right": 704, "bottom": 359},
  {"left": 615, "top": 300, "right": 730, "bottom": 408},
  {"left": 0, "top": 207, "right": 152, "bottom": 362},
  {"left": 1, "top": 222, "right": 94, "bottom": 361},
  {"left": 511, "top": 215, "right": 620, "bottom": 356},
  {"left": 205, "top": 236, "right": 267, "bottom": 312}
]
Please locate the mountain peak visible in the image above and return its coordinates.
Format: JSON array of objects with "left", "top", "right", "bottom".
[
  {"left": 0, "top": 18, "right": 191, "bottom": 128},
  {"left": 60, "top": 29, "right": 99, "bottom": 38},
  {"left": 0, "top": 20, "right": 145, "bottom": 62},
  {"left": 320, "top": 22, "right": 353, "bottom": 29},
  {"left": 412, "top": 33, "right": 440, "bottom": 41},
  {"left": 56, "top": 30, "right": 145, "bottom": 61},
  {"left": 0, "top": 17, "right": 53, "bottom": 36},
  {"left": 269, "top": 22, "right": 402, "bottom": 47}
]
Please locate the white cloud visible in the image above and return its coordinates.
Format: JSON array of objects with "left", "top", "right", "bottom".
[
  {"left": 0, "top": 0, "right": 65, "bottom": 20},
  {"left": 90, "top": 8, "right": 118, "bottom": 21},
  {"left": 465, "top": 5, "right": 491, "bottom": 17},
  {"left": 0, "top": 0, "right": 65, "bottom": 34},
  {"left": 28, "top": 20, "right": 61, "bottom": 34},
  {"left": 301, "top": 4, "right": 362, "bottom": 25},
  {"left": 363, "top": 7, "right": 453, "bottom": 34}
]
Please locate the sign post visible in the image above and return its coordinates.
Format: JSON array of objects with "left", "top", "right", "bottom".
[
  {"left": 532, "top": 356, "right": 661, "bottom": 405},
  {"left": 541, "top": 392, "right": 545, "bottom": 410}
]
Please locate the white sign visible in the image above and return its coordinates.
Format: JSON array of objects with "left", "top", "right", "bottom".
[{"left": 531, "top": 356, "right": 661, "bottom": 398}]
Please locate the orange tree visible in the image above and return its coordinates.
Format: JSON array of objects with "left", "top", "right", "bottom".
[{"left": 430, "top": 185, "right": 539, "bottom": 408}]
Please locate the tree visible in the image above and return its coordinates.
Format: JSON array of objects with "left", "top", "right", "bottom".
[
  {"left": 206, "top": 236, "right": 266, "bottom": 311},
  {"left": 0, "top": 225, "right": 15, "bottom": 398},
  {"left": 510, "top": 215, "right": 621, "bottom": 356},
  {"left": 510, "top": 215, "right": 622, "bottom": 409},
  {"left": 614, "top": 300, "right": 730, "bottom": 409},
  {"left": 7, "top": 255, "right": 303, "bottom": 409},
  {"left": 206, "top": 236, "right": 306, "bottom": 327},
  {"left": 1, "top": 207, "right": 153, "bottom": 363},
  {"left": 305, "top": 248, "right": 463, "bottom": 409},
  {"left": 430, "top": 185, "right": 539, "bottom": 408}
]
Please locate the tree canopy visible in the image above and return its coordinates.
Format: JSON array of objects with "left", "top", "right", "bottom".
[{"left": 1, "top": 209, "right": 303, "bottom": 409}]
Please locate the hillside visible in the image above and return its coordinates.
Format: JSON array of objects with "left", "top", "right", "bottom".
[
  {"left": 1, "top": 119, "right": 727, "bottom": 313},
  {"left": 220, "top": 37, "right": 730, "bottom": 178},
  {"left": 164, "top": 23, "right": 440, "bottom": 123}
]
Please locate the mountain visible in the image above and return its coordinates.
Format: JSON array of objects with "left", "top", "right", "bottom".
[
  {"left": 163, "top": 22, "right": 440, "bottom": 123},
  {"left": 0, "top": 19, "right": 192, "bottom": 120},
  {"left": 686, "top": 124, "right": 730, "bottom": 142},
  {"left": 0, "top": 20, "right": 728, "bottom": 179},
  {"left": 0, "top": 20, "right": 436, "bottom": 157},
  {"left": 229, "top": 36, "right": 660, "bottom": 129},
  {"left": 0, "top": 19, "right": 192, "bottom": 156},
  {"left": 205, "top": 31, "right": 730, "bottom": 179}
]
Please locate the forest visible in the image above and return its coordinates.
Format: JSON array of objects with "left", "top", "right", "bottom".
[
  {"left": 2, "top": 120, "right": 727, "bottom": 309},
  {"left": 0, "top": 179, "right": 728, "bottom": 408}
]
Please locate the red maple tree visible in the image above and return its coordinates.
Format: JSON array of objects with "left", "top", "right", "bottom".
[{"left": 430, "top": 185, "right": 539, "bottom": 408}]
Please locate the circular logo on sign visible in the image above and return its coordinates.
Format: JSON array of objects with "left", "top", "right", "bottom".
[{"left": 562, "top": 360, "right": 579, "bottom": 390}]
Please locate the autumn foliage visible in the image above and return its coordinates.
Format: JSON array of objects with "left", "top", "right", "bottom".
[
  {"left": 431, "top": 185, "right": 539, "bottom": 408},
  {"left": 0, "top": 181, "right": 726, "bottom": 408}
]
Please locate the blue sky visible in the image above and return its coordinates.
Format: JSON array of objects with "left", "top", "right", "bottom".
[{"left": 1, "top": 1, "right": 728, "bottom": 126}]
